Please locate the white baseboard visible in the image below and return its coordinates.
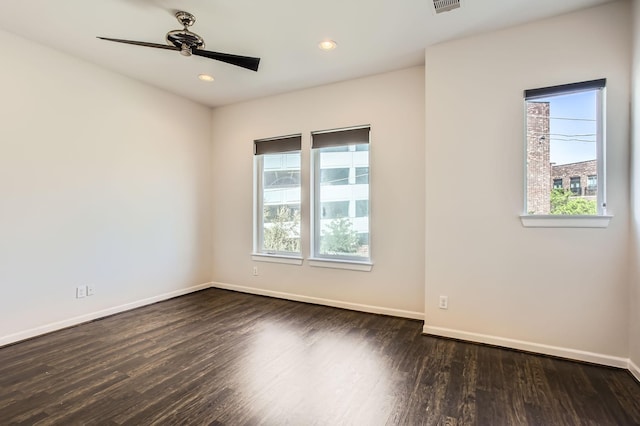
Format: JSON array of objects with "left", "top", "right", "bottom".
[
  {"left": 211, "top": 281, "right": 424, "bottom": 320},
  {"left": 629, "top": 359, "right": 640, "bottom": 383},
  {"left": 423, "top": 325, "right": 629, "bottom": 369},
  {"left": 0, "top": 282, "right": 213, "bottom": 347},
  {"left": 5, "top": 282, "right": 636, "bottom": 379}
]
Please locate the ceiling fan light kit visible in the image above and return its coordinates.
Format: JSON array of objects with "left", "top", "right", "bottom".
[{"left": 98, "top": 11, "right": 260, "bottom": 72}]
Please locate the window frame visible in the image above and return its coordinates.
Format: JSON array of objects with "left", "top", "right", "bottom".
[
  {"left": 553, "top": 178, "right": 563, "bottom": 189},
  {"left": 310, "top": 126, "right": 372, "bottom": 266},
  {"left": 569, "top": 177, "right": 582, "bottom": 196},
  {"left": 253, "top": 134, "right": 303, "bottom": 261},
  {"left": 587, "top": 175, "right": 598, "bottom": 195},
  {"left": 520, "top": 79, "right": 612, "bottom": 228}
]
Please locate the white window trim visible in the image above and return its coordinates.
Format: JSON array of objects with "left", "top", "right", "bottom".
[
  {"left": 520, "top": 215, "right": 612, "bottom": 228},
  {"left": 311, "top": 126, "right": 372, "bottom": 263},
  {"left": 521, "top": 79, "right": 609, "bottom": 227},
  {"left": 253, "top": 155, "right": 263, "bottom": 253},
  {"left": 251, "top": 127, "right": 374, "bottom": 271},
  {"left": 308, "top": 257, "right": 373, "bottom": 271},
  {"left": 253, "top": 135, "right": 303, "bottom": 257},
  {"left": 251, "top": 253, "right": 303, "bottom": 265}
]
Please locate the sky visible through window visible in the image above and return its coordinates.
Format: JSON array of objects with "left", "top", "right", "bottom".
[{"left": 539, "top": 90, "right": 597, "bottom": 165}]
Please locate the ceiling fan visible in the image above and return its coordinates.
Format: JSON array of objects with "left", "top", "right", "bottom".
[{"left": 98, "top": 11, "right": 260, "bottom": 72}]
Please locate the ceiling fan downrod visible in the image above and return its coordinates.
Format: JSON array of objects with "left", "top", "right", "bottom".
[{"left": 175, "top": 11, "right": 196, "bottom": 28}]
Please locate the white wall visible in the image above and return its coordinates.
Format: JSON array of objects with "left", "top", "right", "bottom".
[
  {"left": 424, "top": 1, "right": 632, "bottom": 365},
  {"left": 630, "top": 0, "right": 640, "bottom": 379},
  {"left": 2, "top": 2, "right": 636, "bottom": 373},
  {"left": 210, "top": 67, "right": 425, "bottom": 318},
  {"left": 0, "top": 30, "right": 212, "bottom": 344}
]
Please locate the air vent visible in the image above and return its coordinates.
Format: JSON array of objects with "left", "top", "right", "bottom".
[{"left": 433, "top": 0, "right": 460, "bottom": 14}]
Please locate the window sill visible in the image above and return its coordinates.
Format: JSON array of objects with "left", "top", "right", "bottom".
[
  {"left": 520, "top": 215, "right": 613, "bottom": 228},
  {"left": 251, "top": 253, "right": 303, "bottom": 265},
  {"left": 308, "top": 258, "right": 373, "bottom": 271}
]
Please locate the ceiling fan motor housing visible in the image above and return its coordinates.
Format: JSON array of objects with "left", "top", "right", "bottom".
[
  {"left": 166, "top": 11, "right": 205, "bottom": 55},
  {"left": 166, "top": 30, "right": 205, "bottom": 51}
]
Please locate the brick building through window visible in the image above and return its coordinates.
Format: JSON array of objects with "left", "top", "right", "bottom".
[{"left": 551, "top": 160, "right": 596, "bottom": 198}]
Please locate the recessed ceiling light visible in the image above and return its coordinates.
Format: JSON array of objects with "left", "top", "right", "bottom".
[
  {"left": 198, "top": 74, "right": 214, "bottom": 82},
  {"left": 318, "top": 40, "right": 337, "bottom": 51}
]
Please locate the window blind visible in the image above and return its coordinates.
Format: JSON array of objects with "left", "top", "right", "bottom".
[
  {"left": 311, "top": 126, "right": 370, "bottom": 149},
  {"left": 524, "top": 79, "right": 605, "bottom": 100},
  {"left": 254, "top": 134, "right": 301, "bottom": 155}
]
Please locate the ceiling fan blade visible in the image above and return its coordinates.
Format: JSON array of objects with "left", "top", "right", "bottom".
[
  {"left": 98, "top": 36, "right": 260, "bottom": 71},
  {"left": 98, "top": 37, "right": 179, "bottom": 52},
  {"left": 192, "top": 49, "right": 260, "bottom": 72}
]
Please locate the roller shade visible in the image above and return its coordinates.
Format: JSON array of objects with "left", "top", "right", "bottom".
[
  {"left": 524, "top": 79, "right": 605, "bottom": 100},
  {"left": 312, "top": 126, "right": 370, "bottom": 149},
  {"left": 254, "top": 134, "right": 301, "bottom": 155}
]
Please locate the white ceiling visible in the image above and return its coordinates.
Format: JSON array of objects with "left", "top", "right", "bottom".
[{"left": 0, "top": 0, "right": 614, "bottom": 108}]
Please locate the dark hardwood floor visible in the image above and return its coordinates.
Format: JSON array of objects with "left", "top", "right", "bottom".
[{"left": 1, "top": 288, "right": 639, "bottom": 425}]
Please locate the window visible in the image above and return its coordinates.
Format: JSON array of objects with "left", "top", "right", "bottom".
[
  {"left": 264, "top": 204, "right": 301, "bottom": 223},
  {"left": 322, "top": 201, "right": 350, "bottom": 219},
  {"left": 569, "top": 177, "right": 581, "bottom": 195},
  {"left": 312, "top": 127, "right": 370, "bottom": 261},
  {"left": 321, "top": 168, "right": 349, "bottom": 185},
  {"left": 524, "top": 79, "right": 606, "bottom": 218},
  {"left": 355, "top": 167, "right": 369, "bottom": 184},
  {"left": 553, "top": 178, "right": 563, "bottom": 189},
  {"left": 587, "top": 175, "right": 597, "bottom": 196},
  {"left": 254, "top": 135, "right": 302, "bottom": 256},
  {"left": 356, "top": 200, "right": 368, "bottom": 217},
  {"left": 264, "top": 170, "right": 300, "bottom": 188}
]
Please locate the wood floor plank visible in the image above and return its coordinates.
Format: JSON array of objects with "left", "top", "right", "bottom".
[{"left": 1, "top": 288, "right": 639, "bottom": 425}]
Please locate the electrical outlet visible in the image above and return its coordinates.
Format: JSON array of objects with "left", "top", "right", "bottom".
[
  {"left": 439, "top": 295, "right": 448, "bottom": 310},
  {"left": 86, "top": 285, "right": 95, "bottom": 296},
  {"left": 252, "top": 266, "right": 258, "bottom": 276},
  {"left": 76, "top": 286, "right": 86, "bottom": 299}
]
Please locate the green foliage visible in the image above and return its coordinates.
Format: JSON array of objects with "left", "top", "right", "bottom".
[
  {"left": 263, "top": 205, "right": 300, "bottom": 252},
  {"left": 321, "top": 217, "right": 360, "bottom": 255},
  {"left": 550, "top": 189, "right": 596, "bottom": 215}
]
